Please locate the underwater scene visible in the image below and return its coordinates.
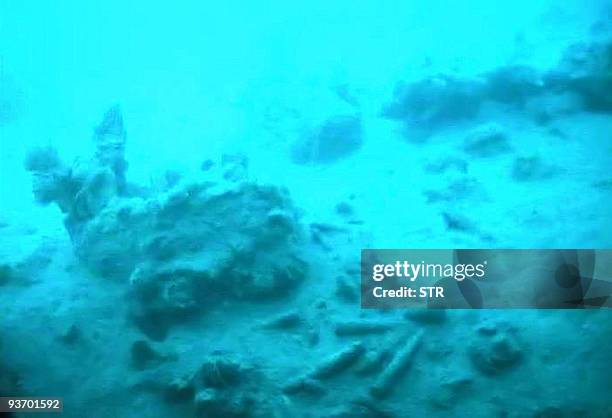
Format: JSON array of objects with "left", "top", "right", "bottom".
[{"left": 1, "top": 1, "right": 612, "bottom": 417}]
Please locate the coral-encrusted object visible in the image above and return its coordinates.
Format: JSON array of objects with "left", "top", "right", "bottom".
[{"left": 25, "top": 106, "right": 308, "bottom": 340}]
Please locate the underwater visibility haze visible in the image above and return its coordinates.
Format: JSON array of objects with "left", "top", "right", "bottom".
[{"left": 0, "top": 1, "right": 612, "bottom": 417}]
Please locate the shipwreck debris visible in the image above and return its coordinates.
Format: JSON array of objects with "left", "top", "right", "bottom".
[{"left": 370, "top": 330, "right": 424, "bottom": 399}]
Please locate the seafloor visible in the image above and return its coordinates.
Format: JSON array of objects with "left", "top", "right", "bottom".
[{"left": 1, "top": 2, "right": 611, "bottom": 417}]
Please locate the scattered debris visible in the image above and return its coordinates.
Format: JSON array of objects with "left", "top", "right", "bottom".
[
  {"left": 291, "top": 115, "right": 363, "bottom": 165},
  {"left": 335, "top": 201, "right": 354, "bottom": 217},
  {"left": 430, "top": 373, "right": 474, "bottom": 409},
  {"left": 282, "top": 376, "right": 327, "bottom": 397},
  {"left": 0, "top": 264, "right": 14, "bottom": 286},
  {"left": 382, "top": 38, "right": 612, "bottom": 140},
  {"left": 310, "top": 222, "right": 349, "bottom": 234},
  {"left": 424, "top": 177, "right": 482, "bottom": 203},
  {"left": 442, "top": 212, "right": 479, "bottom": 233},
  {"left": 382, "top": 76, "right": 485, "bottom": 139},
  {"left": 462, "top": 123, "right": 512, "bottom": 158},
  {"left": 469, "top": 321, "right": 523, "bottom": 375},
  {"left": 199, "top": 357, "right": 245, "bottom": 389},
  {"left": 548, "top": 40, "right": 612, "bottom": 113},
  {"left": 346, "top": 396, "right": 396, "bottom": 418},
  {"left": 192, "top": 354, "right": 283, "bottom": 417},
  {"left": 310, "top": 342, "right": 366, "bottom": 380},
  {"left": 163, "top": 374, "right": 196, "bottom": 404},
  {"left": 356, "top": 347, "right": 394, "bottom": 376},
  {"left": 335, "top": 276, "right": 359, "bottom": 303},
  {"left": 424, "top": 157, "right": 468, "bottom": 174},
  {"left": 130, "top": 340, "right": 176, "bottom": 371},
  {"left": 200, "top": 159, "right": 214, "bottom": 171},
  {"left": 58, "top": 324, "right": 81, "bottom": 345},
  {"left": 512, "top": 156, "right": 558, "bottom": 181},
  {"left": 370, "top": 330, "right": 424, "bottom": 399},
  {"left": 260, "top": 310, "right": 303, "bottom": 330},
  {"left": 221, "top": 153, "right": 249, "bottom": 181}
]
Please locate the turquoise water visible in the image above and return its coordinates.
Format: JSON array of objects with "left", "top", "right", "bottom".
[{"left": 1, "top": 1, "right": 611, "bottom": 417}]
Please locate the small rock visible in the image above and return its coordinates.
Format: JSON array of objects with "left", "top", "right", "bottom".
[
  {"left": 306, "top": 326, "right": 320, "bottom": 347},
  {"left": 424, "top": 157, "right": 468, "bottom": 174},
  {"left": 130, "top": 340, "right": 173, "bottom": 371},
  {"left": 335, "top": 201, "right": 354, "bottom": 217},
  {"left": 260, "top": 311, "right": 303, "bottom": 330},
  {"left": 291, "top": 115, "right": 362, "bottom": 165},
  {"left": 0, "top": 264, "right": 14, "bottom": 286},
  {"left": 200, "top": 159, "right": 214, "bottom": 171},
  {"left": 442, "top": 212, "right": 478, "bottom": 233},
  {"left": 163, "top": 375, "right": 195, "bottom": 404},
  {"left": 430, "top": 374, "right": 474, "bottom": 409},
  {"left": 194, "top": 388, "right": 253, "bottom": 418},
  {"left": 58, "top": 324, "right": 81, "bottom": 345},
  {"left": 469, "top": 323, "right": 523, "bottom": 375},
  {"left": 462, "top": 123, "right": 512, "bottom": 157},
  {"left": 335, "top": 276, "right": 358, "bottom": 303},
  {"left": 199, "top": 358, "right": 244, "bottom": 389},
  {"left": 221, "top": 153, "right": 248, "bottom": 181},
  {"left": 313, "top": 299, "right": 328, "bottom": 310},
  {"left": 512, "top": 156, "right": 557, "bottom": 181},
  {"left": 476, "top": 321, "right": 499, "bottom": 336},
  {"left": 424, "top": 177, "right": 481, "bottom": 203}
]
